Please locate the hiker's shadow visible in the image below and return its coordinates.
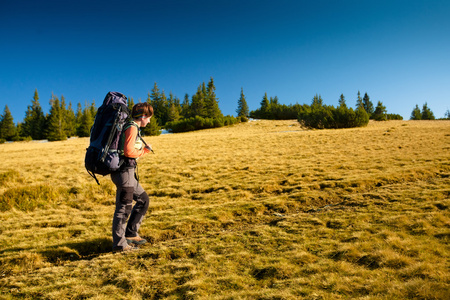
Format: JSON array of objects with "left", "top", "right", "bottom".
[{"left": 39, "top": 238, "right": 112, "bottom": 263}]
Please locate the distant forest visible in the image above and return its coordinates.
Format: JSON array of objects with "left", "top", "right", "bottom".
[{"left": 1, "top": 78, "right": 448, "bottom": 142}]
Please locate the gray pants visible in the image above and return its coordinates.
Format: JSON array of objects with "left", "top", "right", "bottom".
[{"left": 110, "top": 168, "right": 150, "bottom": 249}]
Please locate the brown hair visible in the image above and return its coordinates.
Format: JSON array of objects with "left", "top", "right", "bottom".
[{"left": 131, "top": 102, "right": 154, "bottom": 119}]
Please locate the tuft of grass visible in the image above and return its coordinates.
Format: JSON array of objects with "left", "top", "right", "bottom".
[
  {"left": 0, "top": 170, "right": 23, "bottom": 187},
  {"left": 0, "top": 184, "right": 61, "bottom": 212}
]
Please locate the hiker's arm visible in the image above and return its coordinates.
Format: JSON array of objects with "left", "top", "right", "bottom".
[{"left": 123, "top": 126, "right": 151, "bottom": 158}]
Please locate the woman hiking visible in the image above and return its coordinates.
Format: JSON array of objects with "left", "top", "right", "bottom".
[{"left": 111, "top": 102, "right": 153, "bottom": 252}]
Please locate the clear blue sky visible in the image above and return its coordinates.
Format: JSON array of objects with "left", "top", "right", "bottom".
[{"left": 1, "top": 0, "right": 449, "bottom": 123}]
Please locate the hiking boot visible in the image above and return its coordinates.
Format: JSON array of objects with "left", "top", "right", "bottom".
[
  {"left": 112, "top": 245, "right": 139, "bottom": 253},
  {"left": 126, "top": 235, "right": 147, "bottom": 245}
]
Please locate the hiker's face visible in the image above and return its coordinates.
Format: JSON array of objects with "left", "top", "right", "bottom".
[{"left": 141, "top": 116, "right": 151, "bottom": 127}]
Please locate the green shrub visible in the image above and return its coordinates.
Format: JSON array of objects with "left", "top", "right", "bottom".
[
  {"left": 387, "top": 114, "right": 403, "bottom": 120},
  {"left": 298, "top": 105, "right": 369, "bottom": 129},
  {"left": 0, "top": 185, "right": 61, "bottom": 211},
  {"left": 165, "top": 115, "right": 239, "bottom": 133},
  {"left": 239, "top": 115, "right": 249, "bottom": 122}
]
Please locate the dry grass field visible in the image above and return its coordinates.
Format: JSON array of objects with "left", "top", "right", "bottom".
[{"left": 0, "top": 119, "right": 449, "bottom": 299}]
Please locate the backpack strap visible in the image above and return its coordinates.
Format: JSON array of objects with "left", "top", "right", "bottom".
[
  {"left": 87, "top": 169, "right": 100, "bottom": 185},
  {"left": 124, "top": 121, "right": 139, "bottom": 132},
  {"left": 120, "top": 121, "right": 153, "bottom": 154},
  {"left": 118, "top": 121, "right": 140, "bottom": 156}
]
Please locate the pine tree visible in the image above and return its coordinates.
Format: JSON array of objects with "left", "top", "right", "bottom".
[
  {"left": 363, "top": 92, "right": 374, "bottom": 116},
  {"left": 46, "top": 94, "right": 67, "bottom": 141},
  {"left": 149, "top": 82, "right": 169, "bottom": 126},
  {"left": 311, "top": 94, "right": 323, "bottom": 107},
  {"left": 205, "top": 77, "right": 222, "bottom": 118},
  {"left": 60, "top": 95, "right": 68, "bottom": 135},
  {"left": 354, "top": 106, "right": 370, "bottom": 126},
  {"left": 236, "top": 87, "right": 249, "bottom": 117},
  {"left": 191, "top": 84, "right": 206, "bottom": 117},
  {"left": 142, "top": 116, "right": 161, "bottom": 136},
  {"left": 270, "top": 96, "right": 281, "bottom": 119},
  {"left": 260, "top": 93, "right": 270, "bottom": 119},
  {"left": 338, "top": 94, "right": 347, "bottom": 108},
  {"left": 64, "top": 101, "right": 76, "bottom": 137},
  {"left": 181, "top": 93, "right": 191, "bottom": 118},
  {"left": 373, "top": 101, "right": 387, "bottom": 121},
  {"left": 356, "top": 91, "right": 364, "bottom": 109},
  {"left": 167, "top": 92, "right": 181, "bottom": 122},
  {"left": 127, "top": 97, "right": 135, "bottom": 112},
  {"left": 22, "top": 89, "right": 45, "bottom": 140},
  {"left": 0, "top": 105, "right": 17, "bottom": 141},
  {"left": 410, "top": 104, "right": 422, "bottom": 120},
  {"left": 90, "top": 100, "right": 97, "bottom": 118},
  {"left": 160, "top": 91, "right": 169, "bottom": 123},
  {"left": 335, "top": 94, "right": 348, "bottom": 128},
  {"left": 75, "top": 103, "right": 83, "bottom": 132},
  {"left": 60, "top": 95, "right": 76, "bottom": 138},
  {"left": 421, "top": 102, "right": 435, "bottom": 120},
  {"left": 77, "top": 102, "right": 94, "bottom": 137}
]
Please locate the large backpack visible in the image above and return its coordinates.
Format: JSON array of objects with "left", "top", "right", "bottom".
[{"left": 85, "top": 91, "right": 130, "bottom": 184}]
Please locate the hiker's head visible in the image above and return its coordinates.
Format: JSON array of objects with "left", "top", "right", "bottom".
[
  {"left": 132, "top": 102, "right": 154, "bottom": 119},
  {"left": 132, "top": 103, "right": 153, "bottom": 127}
]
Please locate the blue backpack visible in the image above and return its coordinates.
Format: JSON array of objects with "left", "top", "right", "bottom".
[{"left": 85, "top": 91, "right": 130, "bottom": 184}]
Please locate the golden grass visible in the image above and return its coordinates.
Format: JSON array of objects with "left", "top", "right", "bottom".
[{"left": 0, "top": 119, "right": 449, "bottom": 299}]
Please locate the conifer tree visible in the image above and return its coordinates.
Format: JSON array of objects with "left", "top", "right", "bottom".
[
  {"left": 141, "top": 116, "right": 161, "bottom": 136},
  {"left": 410, "top": 104, "right": 422, "bottom": 120},
  {"left": 149, "top": 82, "right": 169, "bottom": 126},
  {"left": 271, "top": 96, "right": 279, "bottom": 106},
  {"left": 0, "top": 105, "right": 17, "bottom": 141},
  {"left": 270, "top": 96, "right": 281, "bottom": 119},
  {"left": 356, "top": 91, "right": 364, "bottom": 109},
  {"left": 191, "top": 85, "right": 206, "bottom": 117},
  {"left": 421, "top": 102, "right": 435, "bottom": 120},
  {"left": 354, "top": 106, "right": 370, "bottom": 126},
  {"left": 160, "top": 91, "right": 169, "bottom": 124},
  {"left": 335, "top": 94, "right": 348, "bottom": 128},
  {"left": 260, "top": 93, "right": 270, "bottom": 118},
  {"left": 338, "top": 94, "right": 347, "bottom": 108},
  {"left": 22, "top": 89, "right": 45, "bottom": 140},
  {"left": 363, "top": 92, "right": 374, "bottom": 116},
  {"left": 372, "top": 101, "right": 387, "bottom": 121},
  {"left": 90, "top": 100, "right": 97, "bottom": 118},
  {"left": 59, "top": 95, "right": 75, "bottom": 138},
  {"left": 65, "top": 101, "right": 76, "bottom": 137},
  {"left": 181, "top": 93, "right": 191, "bottom": 118},
  {"left": 311, "top": 94, "right": 323, "bottom": 107},
  {"left": 205, "top": 77, "right": 222, "bottom": 118},
  {"left": 127, "top": 97, "right": 135, "bottom": 112},
  {"left": 77, "top": 102, "right": 94, "bottom": 137},
  {"left": 236, "top": 87, "right": 249, "bottom": 117},
  {"left": 75, "top": 103, "right": 83, "bottom": 131},
  {"left": 167, "top": 92, "right": 181, "bottom": 122},
  {"left": 46, "top": 94, "right": 67, "bottom": 141}
]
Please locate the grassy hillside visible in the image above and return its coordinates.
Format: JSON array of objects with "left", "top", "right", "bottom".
[{"left": 0, "top": 120, "right": 449, "bottom": 299}]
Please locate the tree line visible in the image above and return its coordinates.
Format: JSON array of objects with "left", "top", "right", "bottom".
[
  {"left": 409, "top": 103, "right": 443, "bottom": 120},
  {"left": 250, "top": 91, "right": 403, "bottom": 129},
  {"left": 249, "top": 91, "right": 449, "bottom": 128},
  {"left": 0, "top": 78, "right": 249, "bottom": 142},
  {"left": 0, "top": 90, "right": 98, "bottom": 142},
  {"left": 1, "top": 81, "right": 448, "bottom": 142},
  {"left": 143, "top": 78, "right": 247, "bottom": 134}
]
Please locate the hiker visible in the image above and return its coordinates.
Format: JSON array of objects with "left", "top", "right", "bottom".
[{"left": 111, "top": 102, "right": 154, "bottom": 252}]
